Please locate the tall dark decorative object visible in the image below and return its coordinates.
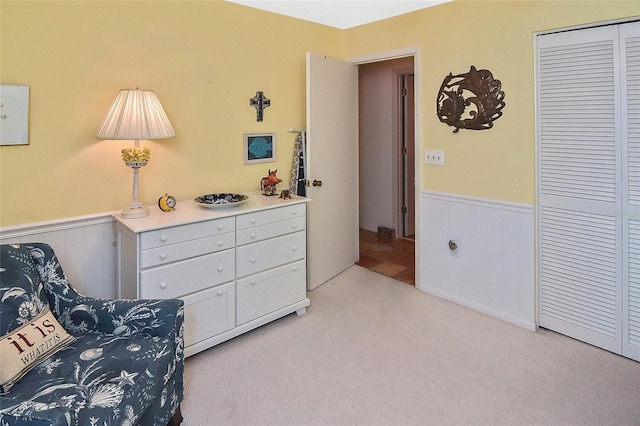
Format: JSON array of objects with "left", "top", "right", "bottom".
[
  {"left": 436, "top": 66, "right": 505, "bottom": 133},
  {"left": 250, "top": 91, "right": 271, "bottom": 122}
]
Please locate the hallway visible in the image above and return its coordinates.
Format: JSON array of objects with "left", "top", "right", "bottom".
[{"left": 356, "top": 229, "right": 415, "bottom": 285}]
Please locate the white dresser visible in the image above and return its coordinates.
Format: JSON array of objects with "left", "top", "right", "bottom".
[{"left": 115, "top": 193, "right": 310, "bottom": 357}]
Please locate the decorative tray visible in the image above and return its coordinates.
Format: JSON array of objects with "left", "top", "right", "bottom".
[{"left": 194, "top": 193, "right": 249, "bottom": 209}]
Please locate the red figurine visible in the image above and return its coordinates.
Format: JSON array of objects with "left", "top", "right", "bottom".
[{"left": 260, "top": 169, "right": 282, "bottom": 196}]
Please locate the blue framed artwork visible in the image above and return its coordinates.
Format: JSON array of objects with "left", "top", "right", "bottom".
[{"left": 244, "top": 133, "right": 276, "bottom": 164}]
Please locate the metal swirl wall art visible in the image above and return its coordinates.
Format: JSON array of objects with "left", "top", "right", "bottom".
[{"left": 436, "top": 66, "right": 505, "bottom": 133}]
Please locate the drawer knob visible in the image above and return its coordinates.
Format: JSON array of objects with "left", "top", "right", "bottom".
[
  {"left": 217, "top": 241, "right": 224, "bottom": 247},
  {"left": 292, "top": 246, "right": 297, "bottom": 251},
  {"left": 250, "top": 218, "right": 256, "bottom": 224},
  {"left": 218, "top": 266, "right": 224, "bottom": 272},
  {"left": 292, "top": 210, "right": 297, "bottom": 215},
  {"left": 251, "top": 257, "right": 256, "bottom": 263},
  {"left": 292, "top": 224, "right": 297, "bottom": 229},
  {"left": 251, "top": 233, "right": 256, "bottom": 239},
  {"left": 160, "top": 282, "right": 167, "bottom": 289},
  {"left": 160, "top": 253, "right": 167, "bottom": 260},
  {"left": 218, "top": 225, "right": 224, "bottom": 230},
  {"left": 250, "top": 280, "right": 256, "bottom": 286},
  {"left": 160, "top": 235, "right": 168, "bottom": 242},
  {"left": 217, "top": 290, "right": 223, "bottom": 296},
  {"left": 292, "top": 266, "right": 298, "bottom": 271}
]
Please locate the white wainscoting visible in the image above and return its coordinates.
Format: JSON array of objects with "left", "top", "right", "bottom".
[
  {"left": 0, "top": 212, "right": 119, "bottom": 299},
  {"left": 419, "top": 191, "right": 535, "bottom": 330}
]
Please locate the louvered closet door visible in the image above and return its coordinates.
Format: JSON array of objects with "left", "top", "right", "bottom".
[
  {"left": 621, "top": 22, "right": 640, "bottom": 361},
  {"left": 537, "top": 26, "right": 623, "bottom": 354}
]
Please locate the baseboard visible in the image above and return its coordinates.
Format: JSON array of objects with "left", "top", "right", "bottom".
[{"left": 423, "top": 286, "right": 537, "bottom": 330}]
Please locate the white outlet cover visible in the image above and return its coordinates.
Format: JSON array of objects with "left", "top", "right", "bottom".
[{"left": 425, "top": 150, "right": 444, "bottom": 166}]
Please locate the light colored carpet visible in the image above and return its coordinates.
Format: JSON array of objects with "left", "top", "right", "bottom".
[{"left": 182, "top": 266, "right": 640, "bottom": 425}]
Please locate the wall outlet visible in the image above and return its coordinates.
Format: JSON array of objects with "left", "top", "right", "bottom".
[
  {"left": 449, "top": 239, "right": 461, "bottom": 258},
  {"left": 425, "top": 150, "right": 444, "bottom": 166}
]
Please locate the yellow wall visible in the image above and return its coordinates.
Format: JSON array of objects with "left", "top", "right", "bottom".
[
  {"left": 347, "top": 0, "right": 639, "bottom": 205},
  {"left": 1, "top": 0, "right": 638, "bottom": 226},
  {"left": 0, "top": 0, "right": 343, "bottom": 226}
]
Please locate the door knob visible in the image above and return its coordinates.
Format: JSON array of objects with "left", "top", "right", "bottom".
[{"left": 312, "top": 179, "right": 323, "bottom": 187}]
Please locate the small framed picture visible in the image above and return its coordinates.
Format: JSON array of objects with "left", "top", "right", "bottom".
[
  {"left": 0, "top": 85, "right": 29, "bottom": 146},
  {"left": 244, "top": 133, "right": 276, "bottom": 164}
]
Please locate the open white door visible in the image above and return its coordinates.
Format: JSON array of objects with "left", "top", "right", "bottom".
[{"left": 306, "top": 52, "right": 358, "bottom": 290}]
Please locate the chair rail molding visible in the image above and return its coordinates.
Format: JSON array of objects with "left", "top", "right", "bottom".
[
  {"left": 1, "top": 193, "right": 537, "bottom": 330},
  {"left": 419, "top": 190, "right": 535, "bottom": 330}
]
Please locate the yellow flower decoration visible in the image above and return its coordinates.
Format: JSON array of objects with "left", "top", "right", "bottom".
[{"left": 121, "top": 147, "right": 151, "bottom": 162}]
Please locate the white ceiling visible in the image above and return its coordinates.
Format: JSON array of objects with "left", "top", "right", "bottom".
[{"left": 225, "top": 0, "right": 453, "bottom": 30}]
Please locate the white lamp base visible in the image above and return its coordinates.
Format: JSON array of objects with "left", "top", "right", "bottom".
[
  {"left": 121, "top": 205, "right": 149, "bottom": 219},
  {"left": 121, "top": 156, "right": 149, "bottom": 219}
]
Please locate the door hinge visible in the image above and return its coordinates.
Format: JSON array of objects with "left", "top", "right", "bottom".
[
  {"left": 402, "top": 206, "right": 408, "bottom": 214},
  {"left": 402, "top": 147, "right": 408, "bottom": 155},
  {"left": 402, "top": 88, "right": 407, "bottom": 96}
]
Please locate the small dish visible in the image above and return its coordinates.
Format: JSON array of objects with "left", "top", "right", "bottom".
[{"left": 194, "top": 193, "right": 249, "bottom": 209}]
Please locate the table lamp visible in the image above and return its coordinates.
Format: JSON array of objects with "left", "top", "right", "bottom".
[{"left": 97, "top": 88, "right": 175, "bottom": 218}]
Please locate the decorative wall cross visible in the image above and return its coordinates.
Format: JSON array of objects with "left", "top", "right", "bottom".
[{"left": 250, "top": 91, "right": 271, "bottom": 122}]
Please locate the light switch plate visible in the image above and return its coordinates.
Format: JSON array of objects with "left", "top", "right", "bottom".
[{"left": 425, "top": 150, "right": 444, "bottom": 166}]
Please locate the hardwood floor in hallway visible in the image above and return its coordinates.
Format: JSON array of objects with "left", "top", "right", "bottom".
[{"left": 356, "top": 229, "right": 415, "bottom": 286}]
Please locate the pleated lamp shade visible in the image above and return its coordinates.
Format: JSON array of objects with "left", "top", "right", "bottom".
[{"left": 96, "top": 89, "right": 175, "bottom": 140}]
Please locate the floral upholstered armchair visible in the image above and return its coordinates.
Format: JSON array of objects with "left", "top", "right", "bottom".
[{"left": 0, "top": 243, "right": 185, "bottom": 426}]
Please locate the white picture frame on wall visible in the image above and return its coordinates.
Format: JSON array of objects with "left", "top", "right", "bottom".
[
  {"left": 0, "top": 85, "right": 29, "bottom": 146},
  {"left": 244, "top": 133, "right": 276, "bottom": 164}
]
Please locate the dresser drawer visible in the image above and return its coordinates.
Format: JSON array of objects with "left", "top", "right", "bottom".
[
  {"left": 236, "top": 216, "right": 305, "bottom": 246},
  {"left": 236, "top": 231, "right": 305, "bottom": 278},
  {"left": 140, "top": 232, "right": 234, "bottom": 268},
  {"left": 183, "top": 282, "right": 235, "bottom": 347},
  {"left": 140, "top": 217, "right": 234, "bottom": 250},
  {"left": 236, "top": 204, "right": 305, "bottom": 230},
  {"left": 139, "top": 250, "right": 234, "bottom": 299},
  {"left": 236, "top": 260, "right": 306, "bottom": 325}
]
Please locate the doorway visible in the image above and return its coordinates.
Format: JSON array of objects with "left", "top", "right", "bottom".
[{"left": 357, "top": 55, "right": 416, "bottom": 284}]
